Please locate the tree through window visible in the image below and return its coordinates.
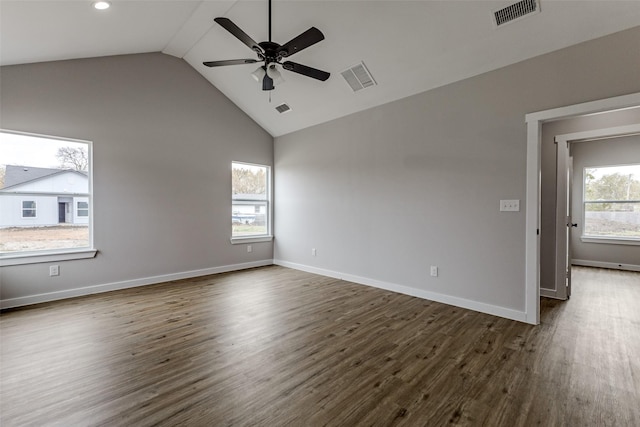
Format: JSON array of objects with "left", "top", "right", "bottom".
[{"left": 583, "top": 164, "right": 640, "bottom": 239}]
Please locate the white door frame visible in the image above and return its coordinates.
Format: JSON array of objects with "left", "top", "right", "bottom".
[
  {"left": 550, "top": 138, "right": 572, "bottom": 300},
  {"left": 524, "top": 92, "right": 640, "bottom": 325},
  {"left": 550, "top": 123, "right": 640, "bottom": 300}
]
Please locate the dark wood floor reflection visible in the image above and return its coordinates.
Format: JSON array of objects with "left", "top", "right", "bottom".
[{"left": 1, "top": 266, "right": 639, "bottom": 426}]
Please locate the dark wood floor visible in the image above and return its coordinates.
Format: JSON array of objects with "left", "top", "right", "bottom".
[{"left": 1, "top": 266, "right": 639, "bottom": 426}]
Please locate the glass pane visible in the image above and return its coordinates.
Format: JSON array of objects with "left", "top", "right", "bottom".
[
  {"left": 584, "top": 202, "right": 640, "bottom": 238},
  {"left": 232, "top": 202, "right": 267, "bottom": 236},
  {"left": 77, "top": 201, "right": 88, "bottom": 209},
  {"left": 1, "top": 131, "right": 91, "bottom": 253},
  {"left": 585, "top": 165, "right": 640, "bottom": 202},
  {"left": 232, "top": 163, "right": 267, "bottom": 200}
]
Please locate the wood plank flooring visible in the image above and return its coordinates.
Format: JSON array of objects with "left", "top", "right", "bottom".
[{"left": 1, "top": 266, "right": 639, "bottom": 426}]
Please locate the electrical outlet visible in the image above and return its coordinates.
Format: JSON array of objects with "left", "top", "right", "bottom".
[
  {"left": 430, "top": 266, "right": 438, "bottom": 277},
  {"left": 312, "top": 248, "right": 317, "bottom": 257},
  {"left": 49, "top": 265, "right": 60, "bottom": 276},
  {"left": 500, "top": 199, "right": 520, "bottom": 212},
  {"left": 247, "top": 245, "right": 252, "bottom": 253}
]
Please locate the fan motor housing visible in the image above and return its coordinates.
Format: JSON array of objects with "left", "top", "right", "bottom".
[{"left": 259, "top": 41, "right": 284, "bottom": 62}]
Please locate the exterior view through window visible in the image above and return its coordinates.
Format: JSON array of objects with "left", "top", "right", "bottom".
[
  {"left": 0, "top": 130, "right": 92, "bottom": 255},
  {"left": 584, "top": 164, "right": 640, "bottom": 240},
  {"left": 232, "top": 162, "right": 270, "bottom": 238}
]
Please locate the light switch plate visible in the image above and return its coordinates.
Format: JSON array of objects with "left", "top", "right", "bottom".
[{"left": 500, "top": 199, "right": 520, "bottom": 212}]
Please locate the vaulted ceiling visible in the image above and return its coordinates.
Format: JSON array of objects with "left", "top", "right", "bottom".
[{"left": 1, "top": 1, "right": 639, "bottom": 136}]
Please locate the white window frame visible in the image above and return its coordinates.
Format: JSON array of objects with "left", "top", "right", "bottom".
[
  {"left": 581, "top": 163, "right": 640, "bottom": 246},
  {"left": 21, "top": 200, "right": 37, "bottom": 218},
  {"left": 230, "top": 161, "right": 273, "bottom": 244},
  {"left": 76, "top": 201, "right": 89, "bottom": 217},
  {"left": 0, "top": 129, "right": 97, "bottom": 266}
]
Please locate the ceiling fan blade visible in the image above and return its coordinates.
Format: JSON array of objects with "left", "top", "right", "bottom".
[
  {"left": 203, "top": 59, "right": 258, "bottom": 67},
  {"left": 282, "top": 61, "right": 330, "bottom": 81},
  {"left": 214, "top": 17, "right": 262, "bottom": 53},
  {"left": 277, "top": 27, "right": 325, "bottom": 58}
]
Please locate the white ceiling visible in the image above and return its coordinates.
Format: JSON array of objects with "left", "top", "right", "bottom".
[{"left": 1, "top": 1, "right": 639, "bottom": 137}]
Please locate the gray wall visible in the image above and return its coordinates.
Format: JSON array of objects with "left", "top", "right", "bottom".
[
  {"left": 539, "top": 108, "right": 640, "bottom": 290},
  {"left": 0, "top": 53, "right": 273, "bottom": 303},
  {"left": 274, "top": 26, "right": 640, "bottom": 315},
  {"left": 571, "top": 134, "right": 640, "bottom": 267}
]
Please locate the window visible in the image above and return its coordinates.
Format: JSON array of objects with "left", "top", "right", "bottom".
[
  {"left": 583, "top": 164, "right": 640, "bottom": 241},
  {"left": 77, "top": 201, "right": 89, "bottom": 217},
  {"left": 231, "top": 162, "right": 271, "bottom": 243},
  {"left": 0, "top": 130, "right": 95, "bottom": 265},
  {"left": 22, "top": 201, "right": 36, "bottom": 218}
]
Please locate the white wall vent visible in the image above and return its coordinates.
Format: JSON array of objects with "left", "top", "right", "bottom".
[
  {"left": 275, "top": 103, "right": 291, "bottom": 114},
  {"left": 341, "top": 62, "right": 377, "bottom": 92},
  {"left": 493, "top": 0, "right": 540, "bottom": 27}
]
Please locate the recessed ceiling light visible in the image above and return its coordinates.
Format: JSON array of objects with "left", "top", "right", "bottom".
[{"left": 93, "top": 1, "right": 111, "bottom": 10}]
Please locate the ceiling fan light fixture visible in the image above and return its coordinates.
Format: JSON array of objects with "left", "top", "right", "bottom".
[
  {"left": 251, "top": 66, "right": 266, "bottom": 82},
  {"left": 92, "top": 1, "right": 111, "bottom": 10},
  {"left": 266, "top": 65, "right": 284, "bottom": 85}
]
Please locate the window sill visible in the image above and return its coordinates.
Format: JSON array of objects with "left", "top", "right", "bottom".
[
  {"left": 230, "top": 235, "right": 273, "bottom": 245},
  {"left": 0, "top": 248, "right": 98, "bottom": 266},
  {"left": 580, "top": 236, "right": 640, "bottom": 246}
]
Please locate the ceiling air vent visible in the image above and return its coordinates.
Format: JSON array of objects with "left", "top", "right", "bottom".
[
  {"left": 493, "top": 0, "right": 540, "bottom": 27},
  {"left": 341, "top": 62, "right": 377, "bottom": 92},
  {"left": 275, "top": 103, "right": 291, "bottom": 114}
]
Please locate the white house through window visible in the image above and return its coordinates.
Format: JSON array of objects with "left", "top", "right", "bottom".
[{"left": 0, "top": 130, "right": 93, "bottom": 256}]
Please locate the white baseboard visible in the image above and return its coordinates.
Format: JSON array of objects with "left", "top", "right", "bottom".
[
  {"left": 273, "top": 259, "right": 528, "bottom": 323},
  {"left": 572, "top": 259, "right": 640, "bottom": 272},
  {"left": 0, "top": 260, "right": 273, "bottom": 309}
]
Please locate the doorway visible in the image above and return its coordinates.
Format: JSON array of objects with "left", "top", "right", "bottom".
[
  {"left": 523, "top": 92, "right": 640, "bottom": 325},
  {"left": 553, "top": 124, "right": 640, "bottom": 301}
]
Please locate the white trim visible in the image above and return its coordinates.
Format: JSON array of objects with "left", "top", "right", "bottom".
[
  {"left": 524, "top": 92, "right": 640, "bottom": 325},
  {"left": 525, "top": 119, "right": 541, "bottom": 324},
  {"left": 0, "top": 259, "right": 273, "bottom": 309},
  {"left": 525, "top": 93, "right": 640, "bottom": 124},
  {"left": 554, "top": 124, "right": 640, "bottom": 144},
  {"left": 0, "top": 248, "right": 98, "bottom": 266},
  {"left": 274, "top": 259, "right": 528, "bottom": 323},
  {"left": 230, "top": 235, "right": 273, "bottom": 244},
  {"left": 572, "top": 259, "right": 640, "bottom": 272},
  {"left": 580, "top": 236, "right": 640, "bottom": 246}
]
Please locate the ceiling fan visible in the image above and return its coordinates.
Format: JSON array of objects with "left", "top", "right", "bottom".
[{"left": 203, "top": 0, "right": 330, "bottom": 91}]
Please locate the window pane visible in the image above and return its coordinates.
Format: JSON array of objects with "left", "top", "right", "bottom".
[
  {"left": 583, "top": 164, "right": 640, "bottom": 239},
  {"left": 232, "top": 202, "right": 267, "bottom": 236},
  {"left": 1, "top": 131, "right": 91, "bottom": 254},
  {"left": 232, "top": 163, "right": 267, "bottom": 200},
  {"left": 584, "top": 202, "right": 640, "bottom": 238},
  {"left": 22, "top": 200, "right": 37, "bottom": 218},
  {"left": 585, "top": 165, "right": 640, "bottom": 201}
]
